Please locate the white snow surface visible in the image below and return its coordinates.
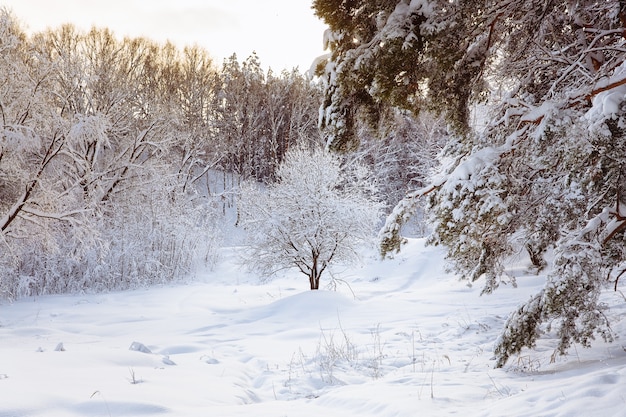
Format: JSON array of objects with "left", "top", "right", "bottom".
[
  {"left": 586, "top": 61, "right": 626, "bottom": 125},
  {"left": 2, "top": 239, "right": 626, "bottom": 416}
]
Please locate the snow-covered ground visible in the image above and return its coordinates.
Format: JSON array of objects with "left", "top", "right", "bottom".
[{"left": 1, "top": 239, "right": 626, "bottom": 416}]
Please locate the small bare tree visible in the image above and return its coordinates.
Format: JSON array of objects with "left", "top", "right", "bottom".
[{"left": 238, "top": 145, "right": 383, "bottom": 290}]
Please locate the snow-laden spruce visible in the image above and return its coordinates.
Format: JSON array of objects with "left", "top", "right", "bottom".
[{"left": 238, "top": 145, "right": 383, "bottom": 290}]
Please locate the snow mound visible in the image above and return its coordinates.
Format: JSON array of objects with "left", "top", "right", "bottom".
[
  {"left": 250, "top": 290, "right": 355, "bottom": 323},
  {"left": 129, "top": 341, "right": 152, "bottom": 354}
]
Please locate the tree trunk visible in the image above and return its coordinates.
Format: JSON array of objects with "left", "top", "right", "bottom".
[
  {"left": 309, "top": 250, "right": 322, "bottom": 290},
  {"left": 309, "top": 254, "right": 320, "bottom": 290},
  {"left": 309, "top": 269, "right": 320, "bottom": 290}
]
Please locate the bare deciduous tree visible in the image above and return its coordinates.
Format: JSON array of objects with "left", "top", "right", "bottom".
[{"left": 238, "top": 145, "right": 382, "bottom": 290}]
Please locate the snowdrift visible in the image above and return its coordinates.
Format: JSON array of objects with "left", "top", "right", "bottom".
[{"left": 1, "top": 239, "right": 625, "bottom": 416}]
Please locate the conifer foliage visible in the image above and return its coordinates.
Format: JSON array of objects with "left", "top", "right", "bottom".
[{"left": 314, "top": 0, "right": 626, "bottom": 365}]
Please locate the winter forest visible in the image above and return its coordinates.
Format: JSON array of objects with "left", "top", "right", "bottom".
[
  {"left": 3, "top": 0, "right": 626, "bottom": 414},
  {"left": 0, "top": 6, "right": 442, "bottom": 300}
]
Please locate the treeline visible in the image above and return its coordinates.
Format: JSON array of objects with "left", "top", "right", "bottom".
[
  {"left": 0, "top": 8, "right": 443, "bottom": 299},
  {"left": 0, "top": 10, "right": 322, "bottom": 298}
]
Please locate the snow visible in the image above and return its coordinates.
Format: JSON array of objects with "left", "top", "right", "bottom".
[
  {"left": 586, "top": 61, "right": 626, "bottom": 126},
  {"left": 2, "top": 240, "right": 626, "bottom": 416}
]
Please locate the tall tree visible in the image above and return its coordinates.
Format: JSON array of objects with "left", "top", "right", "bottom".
[
  {"left": 314, "top": 0, "right": 626, "bottom": 366},
  {"left": 214, "top": 53, "right": 267, "bottom": 180},
  {"left": 215, "top": 53, "right": 322, "bottom": 183}
]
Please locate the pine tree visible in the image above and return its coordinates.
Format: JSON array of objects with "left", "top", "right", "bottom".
[{"left": 314, "top": 0, "right": 626, "bottom": 366}]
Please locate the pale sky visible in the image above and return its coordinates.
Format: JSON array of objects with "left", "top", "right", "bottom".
[{"left": 1, "top": 0, "right": 329, "bottom": 73}]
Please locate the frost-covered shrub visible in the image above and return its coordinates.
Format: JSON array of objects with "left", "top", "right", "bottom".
[
  {"left": 0, "top": 170, "right": 221, "bottom": 298},
  {"left": 81, "top": 180, "right": 221, "bottom": 292},
  {"left": 1, "top": 210, "right": 210, "bottom": 299}
]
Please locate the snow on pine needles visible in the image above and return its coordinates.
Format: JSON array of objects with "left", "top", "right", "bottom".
[{"left": 1, "top": 239, "right": 626, "bottom": 416}]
